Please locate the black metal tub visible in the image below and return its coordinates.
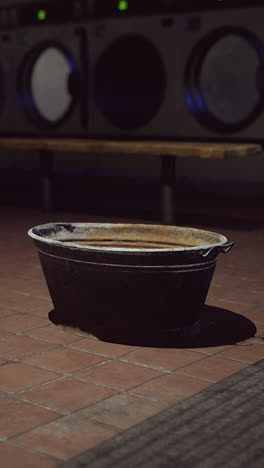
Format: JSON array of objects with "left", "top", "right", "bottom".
[{"left": 28, "top": 223, "right": 234, "bottom": 341}]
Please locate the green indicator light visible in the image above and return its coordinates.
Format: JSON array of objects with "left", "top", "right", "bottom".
[
  {"left": 118, "top": 1, "right": 128, "bottom": 12},
  {"left": 37, "top": 9, "right": 47, "bottom": 21}
]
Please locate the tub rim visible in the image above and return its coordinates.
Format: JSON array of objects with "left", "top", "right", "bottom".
[{"left": 28, "top": 222, "right": 229, "bottom": 254}]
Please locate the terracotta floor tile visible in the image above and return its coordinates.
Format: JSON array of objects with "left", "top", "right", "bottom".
[
  {"left": 28, "top": 283, "right": 50, "bottom": 296},
  {"left": 223, "top": 289, "right": 264, "bottom": 306},
  {"left": 0, "top": 398, "right": 61, "bottom": 439},
  {"left": 0, "top": 362, "right": 60, "bottom": 393},
  {"left": 178, "top": 356, "right": 248, "bottom": 382},
  {"left": 212, "top": 276, "right": 247, "bottom": 290},
  {"left": 21, "top": 377, "right": 116, "bottom": 412},
  {"left": 206, "top": 298, "right": 250, "bottom": 314},
  {"left": 0, "top": 392, "right": 7, "bottom": 398},
  {"left": 218, "top": 342, "right": 264, "bottom": 363},
  {"left": 12, "top": 415, "right": 117, "bottom": 461},
  {"left": 243, "top": 307, "right": 264, "bottom": 324},
  {"left": 71, "top": 339, "right": 141, "bottom": 357},
  {"left": 0, "top": 313, "right": 49, "bottom": 333},
  {"left": 205, "top": 298, "right": 224, "bottom": 308},
  {"left": 246, "top": 280, "right": 264, "bottom": 293},
  {"left": 0, "top": 276, "right": 50, "bottom": 298},
  {"left": 0, "top": 329, "right": 15, "bottom": 339},
  {"left": 209, "top": 276, "right": 244, "bottom": 291},
  {"left": 187, "top": 345, "right": 233, "bottom": 355},
  {"left": 76, "top": 393, "right": 165, "bottom": 430},
  {"left": 27, "top": 308, "right": 52, "bottom": 318},
  {"left": 207, "top": 284, "right": 227, "bottom": 298},
  {"left": 0, "top": 276, "right": 38, "bottom": 293},
  {"left": 26, "top": 325, "right": 86, "bottom": 344},
  {"left": 123, "top": 348, "right": 204, "bottom": 371},
  {"left": 0, "top": 335, "right": 58, "bottom": 360},
  {"left": 0, "top": 443, "right": 58, "bottom": 468},
  {"left": 0, "top": 291, "right": 51, "bottom": 315},
  {"left": 132, "top": 373, "right": 213, "bottom": 403},
  {"left": 23, "top": 347, "right": 109, "bottom": 374},
  {"left": 253, "top": 323, "right": 264, "bottom": 342},
  {"left": 0, "top": 356, "right": 8, "bottom": 365},
  {"left": 28, "top": 290, "right": 50, "bottom": 301},
  {"left": 0, "top": 308, "right": 17, "bottom": 318},
  {"left": 14, "top": 268, "right": 46, "bottom": 282},
  {"left": 75, "top": 360, "right": 164, "bottom": 391}
]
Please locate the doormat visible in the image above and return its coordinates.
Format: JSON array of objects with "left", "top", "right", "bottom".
[{"left": 60, "top": 359, "right": 264, "bottom": 468}]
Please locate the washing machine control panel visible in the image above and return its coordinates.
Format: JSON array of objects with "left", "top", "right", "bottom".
[
  {"left": 0, "top": 1, "right": 91, "bottom": 28},
  {"left": 0, "top": 0, "right": 263, "bottom": 29},
  {"left": 95, "top": 0, "right": 264, "bottom": 17}
]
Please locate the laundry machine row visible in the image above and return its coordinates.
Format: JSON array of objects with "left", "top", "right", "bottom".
[{"left": 0, "top": 1, "right": 264, "bottom": 142}]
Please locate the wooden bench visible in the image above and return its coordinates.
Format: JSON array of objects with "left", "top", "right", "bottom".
[{"left": 0, "top": 138, "right": 261, "bottom": 224}]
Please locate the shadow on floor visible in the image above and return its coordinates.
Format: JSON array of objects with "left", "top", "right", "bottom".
[{"left": 49, "top": 305, "right": 257, "bottom": 349}]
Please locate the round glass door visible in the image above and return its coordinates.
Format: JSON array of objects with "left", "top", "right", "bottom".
[
  {"left": 95, "top": 35, "right": 166, "bottom": 130},
  {"left": 185, "top": 28, "right": 264, "bottom": 132},
  {"left": 19, "top": 44, "right": 78, "bottom": 126}
]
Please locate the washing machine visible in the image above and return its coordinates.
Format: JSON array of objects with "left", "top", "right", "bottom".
[
  {"left": 1, "top": 1, "right": 264, "bottom": 142},
  {"left": 86, "top": 3, "right": 264, "bottom": 142},
  {"left": 0, "top": 20, "right": 88, "bottom": 136}
]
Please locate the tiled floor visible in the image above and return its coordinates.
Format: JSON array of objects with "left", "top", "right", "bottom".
[{"left": 0, "top": 206, "right": 263, "bottom": 467}]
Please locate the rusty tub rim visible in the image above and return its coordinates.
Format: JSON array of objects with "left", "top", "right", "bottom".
[{"left": 27, "top": 222, "right": 231, "bottom": 255}]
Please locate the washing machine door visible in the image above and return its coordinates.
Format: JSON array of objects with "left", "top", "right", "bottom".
[
  {"left": 185, "top": 27, "right": 264, "bottom": 133},
  {"left": 19, "top": 42, "right": 80, "bottom": 127},
  {"left": 95, "top": 34, "right": 166, "bottom": 130}
]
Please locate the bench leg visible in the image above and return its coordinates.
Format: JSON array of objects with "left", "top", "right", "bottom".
[
  {"left": 39, "top": 150, "right": 53, "bottom": 212},
  {"left": 161, "top": 156, "right": 176, "bottom": 225}
]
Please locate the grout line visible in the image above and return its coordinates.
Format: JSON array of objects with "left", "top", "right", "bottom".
[
  {"left": 184, "top": 344, "right": 236, "bottom": 356},
  {"left": 0, "top": 311, "right": 22, "bottom": 319},
  {"left": 0, "top": 287, "right": 51, "bottom": 301},
  {"left": 120, "top": 372, "right": 173, "bottom": 392},
  {"left": 125, "top": 391, "right": 170, "bottom": 405},
  {"left": 215, "top": 355, "right": 257, "bottom": 365},
  {"left": 3, "top": 328, "right": 79, "bottom": 345},
  {"left": 117, "top": 357, "right": 173, "bottom": 372},
  {"left": 69, "top": 413, "right": 122, "bottom": 434},
  {"left": 0, "top": 325, "right": 53, "bottom": 336},
  {"left": 173, "top": 371, "right": 216, "bottom": 383},
  {"left": 12, "top": 394, "right": 67, "bottom": 415},
  {"left": 22, "top": 332, "right": 89, "bottom": 345},
  {"left": 15, "top": 375, "right": 70, "bottom": 395},
  {"left": 4, "top": 412, "right": 68, "bottom": 443},
  {"left": 118, "top": 352, "right": 212, "bottom": 373},
  {"left": 0, "top": 289, "right": 47, "bottom": 300},
  {"left": 0, "top": 343, "right": 64, "bottom": 362},
  {"left": 7, "top": 411, "right": 118, "bottom": 446},
  {"left": 3, "top": 440, "right": 61, "bottom": 463},
  {"left": 68, "top": 343, "right": 145, "bottom": 359},
  {"left": 0, "top": 306, "right": 51, "bottom": 317},
  {"left": 71, "top": 372, "right": 165, "bottom": 393},
  {"left": 3, "top": 367, "right": 122, "bottom": 396},
  {"left": 66, "top": 374, "right": 126, "bottom": 392},
  {"left": 209, "top": 297, "right": 264, "bottom": 307},
  {"left": 0, "top": 330, "right": 16, "bottom": 339},
  {"left": 6, "top": 414, "right": 70, "bottom": 444},
  {"left": 18, "top": 357, "right": 115, "bottom": 377}
]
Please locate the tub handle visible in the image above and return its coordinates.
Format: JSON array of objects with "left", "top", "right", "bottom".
[{"left": 202, "top": 242, "right": 235, "bottom": 258}]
